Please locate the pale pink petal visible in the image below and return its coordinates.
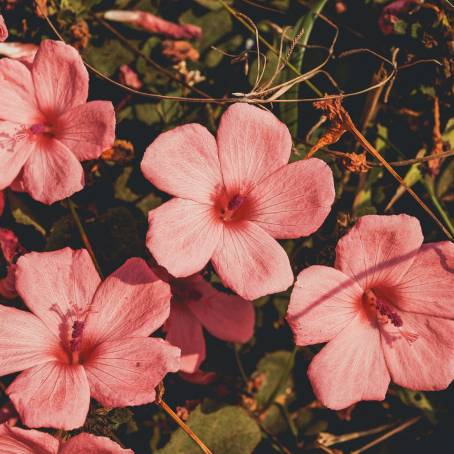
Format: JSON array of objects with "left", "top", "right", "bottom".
[
  {"left": 0, "top": 305, "right": 60, "bottom": 375},
  {"left": 147, "top": 198, "right": 222, "bottom": 277},
  {"left": 166, "top": 302, "right": 206, "bottom": 373},
  {"left": 0, "top": 15, "right": 8, "bottom": 42},
  {"left": 83, "top": 258, "right": 171, "bottom": 345},
  {"left": 32, "top": 40, "right": 88, "bottom": 118},
  {"left": 186, "top": 275, "right": 255, "bottom": 342},
  {"left": 216, "top": 104, "right": 292, "bottom": 194},
  {"left": 0, "top": 122, "right": 34, "bottom": 189},
  {"left": 0, "top": 58, "right": 40, "bottom": 123},
  {"left": 119, "top": 64, "right": 142, "bottom": 90},
  {"left": 389, "top": 242, "right": 454, "bottom": 318},
  {"left": 18, "top": 137, "right": 84, "bottom": 204},
  {"left": 104, "top": 10, "right": 202, "bottom": 39},
  {"left": 248, "top": 159, "right": 334, "bottom": 238},
  {"left": 381, "top": 311, "right": 454, "bottom": 390},
  {"left": 60, "top": 433, "right": 133, "bottom": 454},
  {"left": 141, "top": 124, "right": 222, "bottom": 204},
  {"left": 212, "top": 221, "right": 293, "bottom": 300},
  {"left": 0, "top": 425, "right": 59, "bottom": 454},
  {"left": 335, "top": 214, "right": 423, "bottom": 290},
  {"left": 55, "top": 101, "right": 116, "bottom": 161},
  {"left": 0, "top": 43, "right": 38, "bottom": 62},
  {"left": 15, "top": 249, "right": 100, "bottom": 339},
  {"left": 7, "top": 362, "right": 90, "bottom": 430},
  {"left": 308, "top": 315, "right": 390, "bottom": 410},
  {"left": 84, "top": 337, "right": 180, "bottom": 407},
  {"left": 286, "top": 266, "right": 362, "bottom": 346}
]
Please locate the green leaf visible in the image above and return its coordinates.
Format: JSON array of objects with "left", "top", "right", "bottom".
[
  {"left": 280, "top": 0, "right": 328, "bottom": 138},
  {"left": 254, "top": 350, "right": 294, "bottom": 410},
  {"left": 84, "top": 40, "right": 134, "bottom": 76},
  {"left": 194, "top": 0, "right": 233, "bottom": 10},
  {"left": 114, "top": 167, "right": 141, "bottom": 202},
  {"left": 437, "top": 159, "right": 454, "bottom": 200},
  {"left": 60, "top": 0, "right": 102, "bottom": 14},
  {"left": 8, "top": 192, "right": 46, "bottom": 236},
  {"left": 180, "top": 9, "right": 232, "bottom": 52},
  {"left": 158, "top": 405, "right": 261, "bottom": 454}
]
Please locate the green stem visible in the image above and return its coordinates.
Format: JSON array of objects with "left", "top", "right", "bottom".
[
  {"left": 66, "top": 198, "right": 103, "bottom": 277},
  {"left": 423, "top": 177, "right": 454, "bottom": 238},
  {"left": 219, "top": 0, "right": 322, "bottom": 96}
]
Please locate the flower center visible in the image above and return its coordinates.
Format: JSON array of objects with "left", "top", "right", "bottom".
[
  {"left": 363, "top": 289, "right": 418, "bottom": 344},
  {"left": 69, "top": 320, "right": 85, "bottom": 364},
  {"left": 29, "top": 123, "right": 53, "bottom": 136},
  {"left": 220, "top": 194, "right": 246, "bottom": 222},
  {"left": 171, "top": 279, "right": 202, "bottom": 302}
]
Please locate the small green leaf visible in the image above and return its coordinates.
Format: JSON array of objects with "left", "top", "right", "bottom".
[
  {"left": 84, "top": 40, "right": 134, "bottom": 76},
  {"left": 158, "top": 405, "right": 261, "bottom": 454}
]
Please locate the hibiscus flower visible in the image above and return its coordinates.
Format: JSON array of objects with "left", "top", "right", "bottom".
[
  {"left": 0, "top": 40, "right": 115, "bottom": 204},
  {"left": 161, "top": 271, "right": 255, "bottom": 375},
  {"left": 0, "top": 248, "right": 180, "bottom": 429},
  {"left": 0, "top": 15, "right": 7, "bottom": 42},
  {"left": 0, "top": 424, "right": 133, "bottom": 453},
  {"left": 0, "top": 227, "right": 26, "bottom": 299},
  {"left": 286, "top": 214, "right": 454, "bottom": 409},
  {"left": 141, "top": 103, "right": 335, "bottom": 300}
]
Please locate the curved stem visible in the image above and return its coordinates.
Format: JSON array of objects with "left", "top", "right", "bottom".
[
  {"left": 157, "top": 399, "right": 213, "bottom": 454},
  {"left": 66, "top": 199, "right": 103, "bottom": 277}
]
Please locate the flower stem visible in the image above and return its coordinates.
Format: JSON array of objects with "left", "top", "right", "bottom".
[
  {"left": 157, "top": 399, "right": 213, "bottom": 454},
  {"left": 66, "top": 198, "right": 103, "bottom": 277}
]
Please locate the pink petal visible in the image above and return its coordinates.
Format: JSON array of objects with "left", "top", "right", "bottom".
[
  {"left": 0, "top": 122, "right": 34, "bottom": 189},
  {"left": 83, "top": 258, "right": 171, "bottom": 345},
  {"left": 60, "top": 433, "right": 133, "bottom": 454},
  {"left": 0, "top": 42, "right": 38, "bottom": 62},
  {"left": 104, "top": 10, "right": 202, "bottom": 39},
  {"left": 166, "top": 302, "right": 206, "bottom": 373},
  {"left": 335, "top": 214, "right": 423, "bottom": 290},
  {"left": 17, "top": 137, "right": 84, "bottom": 204},
  {"left": 286, "top": 266, "right": 362, "bottom": 346},
  {"left": 389, "top": 242, "right": 454, "bottom": 318},
  {"left": 0, "top": 15, "right": 8, "bottom": 42},
  {"left": 0, "top": 265, "right": 16, "bottom": 299},
  {"left": 0, "top": 227, "right": 24, "bottom": 263},
  {"left": 0, "top": 425, "right": 59, "bottom": 454},
  {"left": 32, "top": 40, "right": 88, "bottom": 118},
  {"left": 212, "top": 221, "right": 293, "bottom": 300},
  {"left": 0, "top": 305, "right": 60, "bottom": 375},
  {"left": 84, "top": 338, "right": 180, "bottom": 407},
  {"left": 381, "top": 311, "right": 454, "bottom": 390},
  {"left": 186, "top": 275, "right": 255, "bottom": 342},
  {"left": 308, "top": 315, "right": 390, "bottom": 410},
  {"left": 0, "top": 58, "right": 40, "bottom": 123},
  {"left": 15, "top": 249, "right": 100, "bottom": 339},
  {"left": 7, "top": 362, "right": 90, "bottom": 430},
  {"left": 0, "top": 191, "right": 4, "bottom": 216},
  {"left": 216, "top": 104, "right": 292, "bottom": 194},
  {"left": 141, "top": 124, "right": 222, "bottom": 204},
  {"left": 55, "top": 101, "right": 116, "bottom": 161},
  {"left": 248, "top": 158, "right": 335, "bottom": 238},
  {"left": 147, "top": 198, "right": 222, "bottom": 277}
]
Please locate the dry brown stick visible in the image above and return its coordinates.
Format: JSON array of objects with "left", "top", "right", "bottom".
[
  {"left": 351, "top": 416, "right": 421, "bottom": 454},
  {"left": 157, "top": 400, "right": 213, "bottom": 454}
]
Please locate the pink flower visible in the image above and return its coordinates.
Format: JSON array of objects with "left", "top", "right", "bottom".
[
  {"left": 0, "top": 15, "right": 7, "bottom": 42},
  {"left": 161, "top": 270, "right": 255, "bottom": 374},
  {"left": 0, "top": 42, "right": 38, "bottom": 66},
  {"left": 0, "top": 191, "right": 4, "bottom": 216},
  {"left": 141, "top": 104, "right": 335, "bottom": 300},
  {"left": 119, "top": 64, "right": 142, "bottom": 90},
  {"left": 378, "top": 0, "right": 421, "bottom": 35},
  {"left": 0, "top": 424, "right": 133, "bottom": 453},
  {"left": 0, "top": 227, "right": 26, "bottom": 299},
  {"left": 286, "top": 214, "right": 454, "bottom": 410},
  {"left": 104, "top": 10, "right": 202, "bottom": 40},
  {"left": 0, "top": 39, "right": 115, "bottom": 204},
  {"left": 0, "top": 248, "right": 180, "bottom": 429}
]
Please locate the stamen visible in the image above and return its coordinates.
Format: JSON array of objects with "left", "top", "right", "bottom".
[
  {"left": 69, "top": 320, "right": 84, "bottom": 352},
  {"left": 227, "top": 194, "right": 245, "bottom": 211},
  {"left": 29, "top": 123, "right": 52, "bottom": 136},
  {"left": 364, "top": 289, "right": 418, "bottom": 344}
]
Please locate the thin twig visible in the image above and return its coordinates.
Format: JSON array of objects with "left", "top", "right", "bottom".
[
  {"left": 351, "top": 416, "right": 421, "bottom": 454},
  {"left": 66, "top": 199, "right": 103, "bottom": 277},
  {"left": 157, "top": 399, "right": 213, "bottom": 454}
]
